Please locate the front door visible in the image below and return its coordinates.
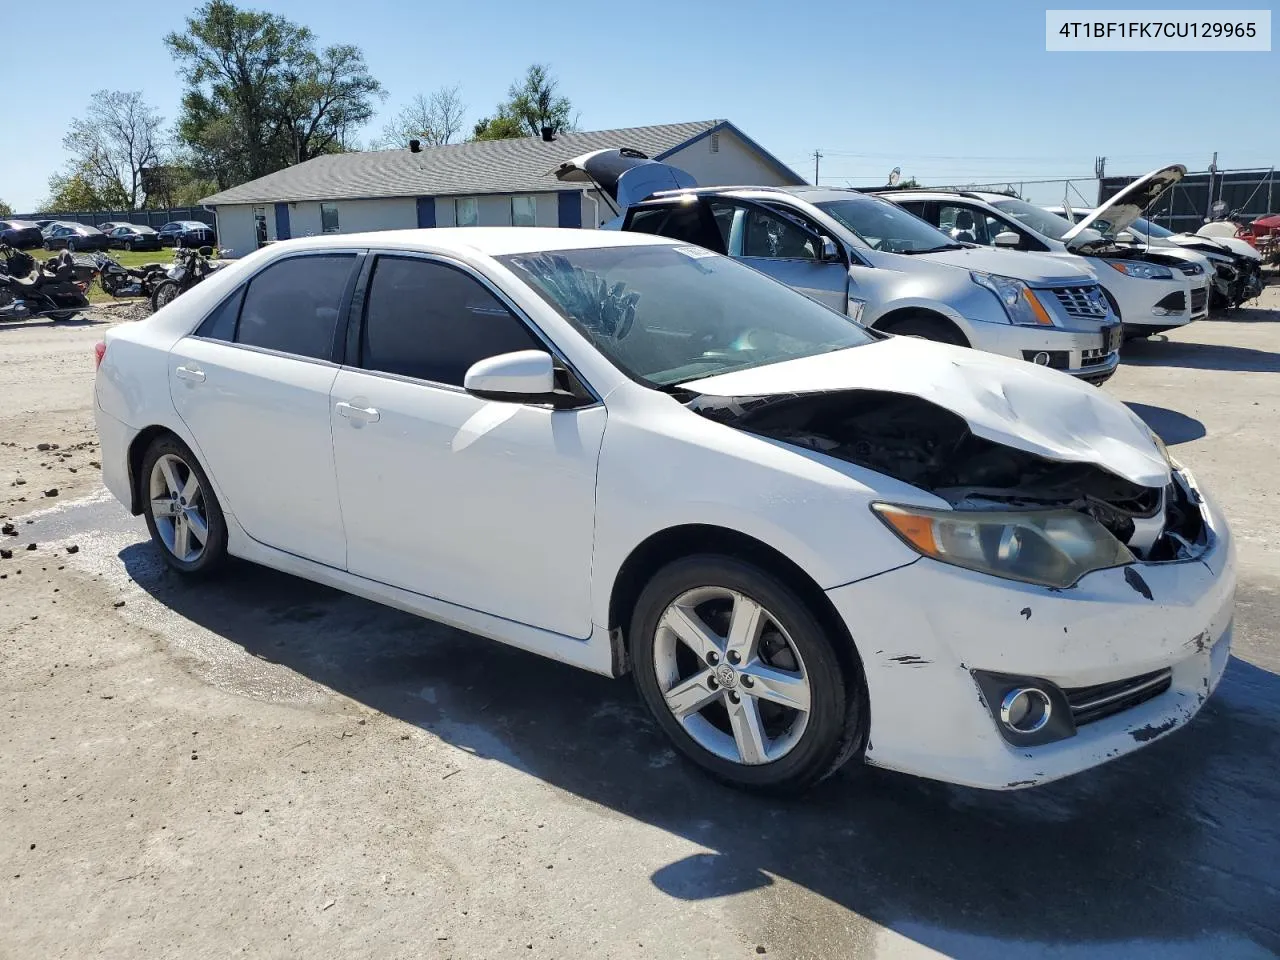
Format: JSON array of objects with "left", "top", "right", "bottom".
[
  {"left": 329, "top": 253, "right": 605, "bottom": 638},
  {"left": 168, "top": 252, "right": 359, "bottom": 567}
]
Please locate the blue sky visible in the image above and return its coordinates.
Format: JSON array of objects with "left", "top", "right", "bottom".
[{"left": 3, "top": 0, "right": 1277, "bottom": 212}]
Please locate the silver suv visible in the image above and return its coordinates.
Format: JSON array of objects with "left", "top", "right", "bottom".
[{"left": 557, "top": 151, "right": 1121, "bottom": 384}]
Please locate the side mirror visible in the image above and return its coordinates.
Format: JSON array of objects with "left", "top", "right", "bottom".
[
  {"left": 993, "top": 231, "right": 1021, "bottom": 248},
  {"left": 820, "top": 236, "right": 842, "bottom": 262},
  {"left": 1115, "top": 231, "right": 1136, "bottom": 244},
  {"left": 464, "top": 350, "right": 556, "bottom": 401}
]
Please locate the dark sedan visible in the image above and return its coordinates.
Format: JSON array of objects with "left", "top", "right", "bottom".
[
  {"left": 42, "top": 223, "right": 111, "bottom": 252},
  {"left": 157, "top": 220, "right": 216, "bottom": 248},
  {"left": 0, "top": 220, "right": 44, "bottom": 250},
  {"left": 97, "top": 221, "right": 132, "bottom": 235},
  {"left": 108, "top": 224, "right": 161, "bottom": 251}
]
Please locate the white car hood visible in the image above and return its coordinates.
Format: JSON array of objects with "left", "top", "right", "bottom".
[
  {"left": 1064, "top": 164, "right": 1186, "bottom": 246},
  {"left": 683, "top": 336, "right": 1170, "bottom": 488},
  {"left": 1174, "top": 234, "right": 1262, "bottom": 261},
  {"left": 920, "top": 245, "right": 1093, "bottom": 284}
]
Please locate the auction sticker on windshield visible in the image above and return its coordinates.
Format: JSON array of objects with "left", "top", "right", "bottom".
[
  {"left": 674, "top": 246, "right": 718, "bottom": 259},
  {"left": 1046, "top": 10, "right": 1270, "bottom": 51}
]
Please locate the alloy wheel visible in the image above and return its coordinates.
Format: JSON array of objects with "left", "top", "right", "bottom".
[
  {"left": 154, "top": 284, "right": 178, "bottom": 309},
  {"left": 148, "top": 453, "right": 209, "bottom": 563},
  {"left": 653, "top": 586, "right": 811, "bottom": 765}
]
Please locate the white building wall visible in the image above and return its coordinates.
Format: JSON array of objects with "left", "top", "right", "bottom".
[
  {"left": 330, "top": 197, "right": 418, "bottom": 234},
  {"left": 664, "top": 129, "right": 800, "bottom": 189},
  {"left": 213, "top": 205, "right": 259, "bottom": 258}
]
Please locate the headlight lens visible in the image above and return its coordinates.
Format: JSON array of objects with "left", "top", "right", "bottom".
[
  {"left": 970, "top": 271, "right": 1055, "bottom": 326},
  {"left": 1107, "top": 260, "right": 1174, "bottom": 280},
  {"left": 872, "top": 503, "right": 1134, "bottom": 588}
]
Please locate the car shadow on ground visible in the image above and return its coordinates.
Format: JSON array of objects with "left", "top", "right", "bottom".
[
  {"left": 1121, "top": 337, "right": 1280, "bottom": 373},
  {"left": 1207, "top": 304, "right": 1280, "bottom": 324},
  {"left": 1124, "top": 402, "right": 1207, "bottom": 445},
  {"left": 119, "top": 543, "right": 1280, "bottom": 958}
]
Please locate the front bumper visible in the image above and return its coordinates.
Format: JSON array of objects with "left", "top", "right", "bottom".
[
  {"left": 828, "top": 480, "right": 1235, "bottom": 790},
  {"left": 967, "top": 321, "right": 1120, "bottom": 384}
]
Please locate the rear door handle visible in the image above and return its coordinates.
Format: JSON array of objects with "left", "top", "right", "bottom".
[
  {"left": 174, "top": 364, "right": 205, "bottom": 383},
  {"left": 336, "top": 400, "right": 380, "bottom": 423}
]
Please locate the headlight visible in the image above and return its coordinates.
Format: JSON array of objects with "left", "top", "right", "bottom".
[
  {"left": 1107, "top": 260, "right": 1174, "bottom": 280},
  {"left": 872, "top": 503, "right": 1134, "bottom": 589},
  {"left": 970, "top": 271, "right": 1055, "bottom": 326}
]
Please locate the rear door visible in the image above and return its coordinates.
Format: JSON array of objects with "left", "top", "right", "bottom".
[{"left": 168, "top": 251, "right": 361, "bottom": 568}]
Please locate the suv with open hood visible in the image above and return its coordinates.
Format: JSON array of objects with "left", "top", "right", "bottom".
[
  {"left": 557, "top": 151, "right": 1121, "bottom": 384},
  {"left": 881, "top": 167, "right": 1211, "bottom": 339}
]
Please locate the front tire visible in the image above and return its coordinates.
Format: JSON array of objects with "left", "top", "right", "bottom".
[
  {"left": 140, "top": 435, "right": 227, "bottom": 576},
  {"left": 124, "top": 241, "right": 134, "bottom": 252},
  {"left": 630, "top": 555, "right": 864, "bottom": 794},
  {"left": 151, "top": 280, "right": 179, "bottom": 312}
]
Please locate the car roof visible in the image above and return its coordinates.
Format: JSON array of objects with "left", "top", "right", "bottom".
[{"left": 264, "top": 226, "right": 678, "bottom": 258}]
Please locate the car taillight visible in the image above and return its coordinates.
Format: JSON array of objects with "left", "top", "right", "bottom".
[{"left": 94, "top": 341, "right": 107, "bottom": 370}]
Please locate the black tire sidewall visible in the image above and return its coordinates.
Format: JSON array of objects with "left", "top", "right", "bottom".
[
  {"left": 882, "top": 313, "right": 967, "bottom": 346},
  {"left": 630, "top": 554, "right": 858, "bottom": 794},
  {"left": 151, "top": 281, "right": 177, "bottom": 312},
  {"left": 140, "top": 435, "right": 228, "bottom": 575}
]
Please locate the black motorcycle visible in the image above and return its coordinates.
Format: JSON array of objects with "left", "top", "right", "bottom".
[
  {"left": 0, "top": 245, "right": 92, "bottom": 321},
  {"left": 150, "top": 245, "right": 227, "bottom": 311},
  {"left": 94, "top": 251, "right": 167, "bottom": 301}
]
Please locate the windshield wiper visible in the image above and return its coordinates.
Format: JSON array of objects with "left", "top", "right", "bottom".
[{"left": 898, "top": 243, "right": 966, "bottom": 255}]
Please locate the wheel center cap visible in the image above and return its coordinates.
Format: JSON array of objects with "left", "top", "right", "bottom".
[{"left": 715, "top": 664, "right": 738, "bottom": 689}]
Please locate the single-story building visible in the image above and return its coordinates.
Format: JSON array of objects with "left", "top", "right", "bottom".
[{"left": 200, "top": 120, "right": 805, "bottom": 257}]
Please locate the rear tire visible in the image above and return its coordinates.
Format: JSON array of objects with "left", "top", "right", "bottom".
[
  {"left": 124, "top": 241, "right": 133, "bottom": 252},
  {"left": 878, "top": 311, "right": 968, "bottom": 347},
  {"left": 49, "top": 311, "right": 77, "bottom": 321},
  {"left": 66, "top": 240, "right": 76, "bottom": 252},
  {"left": 140, "top": 435, "right": 227, "bottom": 576},
  {"left": 630, "top": 554, "right": 865, "bottom": 795}
]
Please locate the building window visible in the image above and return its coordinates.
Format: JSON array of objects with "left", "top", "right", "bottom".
[
  {"left": 710, "top": 132, "right": 720, "bottom": 154},
  {"left": 456, "top": 197, "right": 479, "bottom": 227},
  {"left": 320, "top": 203, "right": 340, "bottom": 234},
  {"left": 511, "top": 196, "right": 536, "bottom": 227}
]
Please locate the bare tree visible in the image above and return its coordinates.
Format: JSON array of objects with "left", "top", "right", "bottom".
[
  {"left": 63, "top": 90, "right": 164, "bottom": 209},
  {"left": 377, "top": 85, "right": 467, "bottom": 148}
]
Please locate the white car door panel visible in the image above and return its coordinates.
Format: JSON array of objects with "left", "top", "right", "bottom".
[
  {"left": 330, "top": 252, "right": 604, "bottom": 637},
  {"left": 169, "top": 341, "right": 346, "bottom": 566},
  {"left": 167, "top": 252, "right": 360, "bottom": 568},
  {"left": 331, "top": 374, "right": 605, "bottom": 637}
]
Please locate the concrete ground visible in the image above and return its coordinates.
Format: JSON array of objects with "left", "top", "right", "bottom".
[{"left": 1, "top": 293, "right": 1278, "bottom": 960}]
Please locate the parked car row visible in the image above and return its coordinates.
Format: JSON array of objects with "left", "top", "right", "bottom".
[
  {"left": 0, "top": 219, "right": 217, "bottom": 253},
  {"left": 555, "top": 154, "right": 1256, "bottom": 382}
]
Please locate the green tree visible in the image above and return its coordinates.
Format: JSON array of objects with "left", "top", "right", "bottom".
[
  {"left": 165, "top": 0, "right": 384, "bottom": 187},
  {"left": 63, "top": 90, "right": 164, "bottom": 209},
  {"left": 471, "top": 64, "right": 575, "bottom": 141},
  {"left": 41, "top": 164, "right": 128, "bottom": 212},
  {"left": 0, "top": 199, "right": 13, "bottom": 218}
]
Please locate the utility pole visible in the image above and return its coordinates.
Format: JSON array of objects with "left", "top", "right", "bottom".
[
  {"left": 813, "top": 149, "right": 823, "bottom": 186},
  {"left": 1206, "top": 151, "right": 1218, "bottom": 222}
]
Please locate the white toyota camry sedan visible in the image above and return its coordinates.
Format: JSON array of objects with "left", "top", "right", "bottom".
[{"left": 94, "top": 227, "right": 1235, "bottom": 794}]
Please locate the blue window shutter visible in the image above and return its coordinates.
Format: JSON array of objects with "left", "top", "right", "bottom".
[
  {"left": 557, "top": 191, "right": 582, "bottom": 228},
  {"left": 416, "top": 197, "right": 436, "bottom": 228},
  {"left": 274, "top": 202, "right": 291, "bottom": 240}
]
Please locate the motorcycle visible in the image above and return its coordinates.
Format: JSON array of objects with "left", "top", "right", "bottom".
[
  {"left": 94, "top": 251, "right": 167, "bottom": 301},
  {"left": 0, "top": 245, "right": 92, "bottom": 322},
  {"left": 150, "top": 246, "right": 231, "bottom": 312}
]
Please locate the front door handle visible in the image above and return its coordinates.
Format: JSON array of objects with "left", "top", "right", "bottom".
[
  {"left": 335, "top": 400, "right": 380, "bottom": 424},
  {"left": 174, "top": 364, "right": 205, "bottom": 383}
]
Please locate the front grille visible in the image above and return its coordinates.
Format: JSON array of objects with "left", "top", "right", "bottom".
[
  {"left": 1064, "top": 668, "right": 1172, "bottom": 727},
  {"left": 1081, "top": 346, "right": 1111, "bottom": 362},
  {"left": 1050, "top": 284, "right": 1109, "bottom": 319},
  {"left": 1191, "top": 287, "right": 1208, "bottom": 314}
]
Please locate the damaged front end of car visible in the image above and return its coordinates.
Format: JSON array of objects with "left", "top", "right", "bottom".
[{"left": 688, "top": 388, "right": 1209, "bottom": 577}]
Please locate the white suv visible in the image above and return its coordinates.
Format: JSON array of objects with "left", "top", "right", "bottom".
[{"left": 881, "top": 167, "right": 1211, "bottom": 339}]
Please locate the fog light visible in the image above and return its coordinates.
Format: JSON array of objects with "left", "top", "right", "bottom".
[
  {"left": 1031, "top": 352, "right": 1050, "bottom": 365},
  {"left": 1000, "top": 687, "right": 1053, "bottom": 734},
  {"left": 1151, "top": 306, "right": 1170, "bottom": 317}
]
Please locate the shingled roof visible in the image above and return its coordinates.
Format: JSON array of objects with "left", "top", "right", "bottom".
[{"left": 201, "top": 120, "right": 800, "bottom": 206}]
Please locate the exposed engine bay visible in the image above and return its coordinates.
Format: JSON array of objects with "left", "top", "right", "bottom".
[{"left": 689, "top": 389, "right": 1206, "bottom": 562}]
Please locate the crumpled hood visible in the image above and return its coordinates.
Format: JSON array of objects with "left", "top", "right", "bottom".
[
  {"left": 1065, "top": 164, "right": 1186, "bottom": 245},
  {"left": 682, "top": 336, "right": 1171, "bottom": 487},
  {"left": 920, "top": 245, "right": 1093, "bottom": 285}
]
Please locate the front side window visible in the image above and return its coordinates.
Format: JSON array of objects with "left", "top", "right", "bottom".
[
  {"left": 235, "top": 254, "right": 356, "bottom": 360},
  {"left": 936, "top": 203, "right": 1006, "bottom": 245},
  {"left": 816, "top": 197, "right": 957, "bottom": 254},
  {"left": 712, "top": 200, "right": 820, "bottom": 260},
  {"left": 456, "top": 198, "right": 479, "bottom": 227},
  {"left": 500, "top": 244, "right": 872, "bottom": 387},
  {"left": 360, "top": 256, "right": 541, "bottom": 386},
  {"left": 320, "top": 203, "right": 340, "bottom": 233},
  {"left": 511, "top": 196, "right": 536, "bottom": 227}
]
